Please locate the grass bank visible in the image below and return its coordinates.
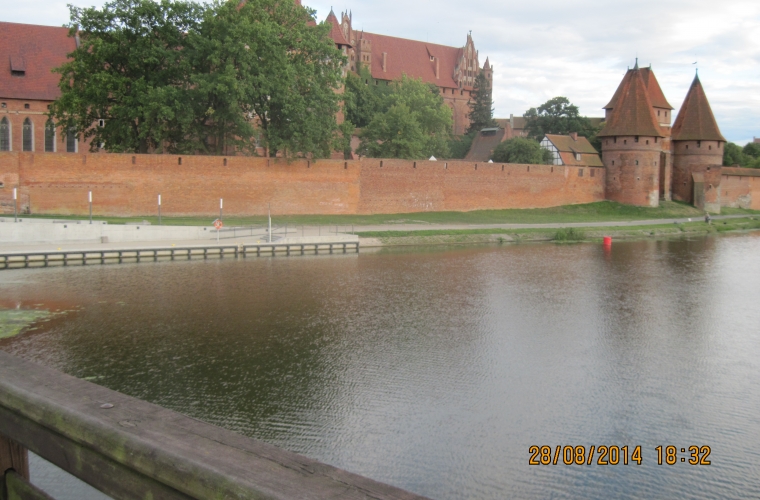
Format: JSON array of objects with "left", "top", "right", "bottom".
[
  {"left": 18, "top": 201, "right": 758, "bottom": 227},
  {"left": 357, "top": 217, "right": 760, "bottom": 247}
]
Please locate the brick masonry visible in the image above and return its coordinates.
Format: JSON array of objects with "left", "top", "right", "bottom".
[{"left": 0, "top": 153, "right": 605, "bottom": 216}]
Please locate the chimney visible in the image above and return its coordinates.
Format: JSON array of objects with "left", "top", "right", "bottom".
[
  {"left": 435, "top": 57, "right": 439, "bottom": 79},
  {"left": 570, "top": 132, "right": 578, "bottom": 141},
  {"left": 382, "top": 52, "right": 387, "bottom": 73}
]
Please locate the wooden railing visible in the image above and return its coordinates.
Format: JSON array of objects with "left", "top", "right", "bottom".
[{"left": 0, "top": 351, "right": 427, "bottom": 500}]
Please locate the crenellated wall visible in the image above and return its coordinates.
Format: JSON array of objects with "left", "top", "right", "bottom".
[{"left": 0, "top": 153, "right": 605, "bottom": 217}]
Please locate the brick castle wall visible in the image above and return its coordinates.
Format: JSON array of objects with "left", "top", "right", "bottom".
[
  {"left": 602, "top": 135, "right": 661, "bottom": 207},
  {"left": 671, "top": 140, "right": 724, "bottom": 210},
  {"left": 0, "top": 152, "right": 605, "bottom": 216},
  {"left": 720, "top": 170, "right": 760, "bottom": 210}
]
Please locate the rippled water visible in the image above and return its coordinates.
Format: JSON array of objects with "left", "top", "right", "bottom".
[{"left": 2, "top": 235, "right": 760, "bottom": 499}]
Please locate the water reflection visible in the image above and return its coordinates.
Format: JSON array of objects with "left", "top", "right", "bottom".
[{"left": 2, "top": 234, "right": 760, "bottom": 499}]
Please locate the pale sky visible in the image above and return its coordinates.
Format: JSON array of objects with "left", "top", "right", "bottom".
[{"left": 5, "top": 0, "right": 760, "bottom": 144}]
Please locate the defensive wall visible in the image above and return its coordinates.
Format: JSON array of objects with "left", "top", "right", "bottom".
[{"left": 0, "top": 153, "right": 605, "bottom": 216}]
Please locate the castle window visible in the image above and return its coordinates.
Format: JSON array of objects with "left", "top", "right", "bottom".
[
  {"left": 658, "top": 110, "right": 661, "bottom": 116},
  {"left": 612, "top": 161, "right": 615, "bottom": 166},
  {"left": 45, "top": 120, "right": 55, "bottom": 152},
  {"left": 697, "top": 141, "right": 701, "bottom": 148},
  {"left": 24, "top": 103, "right": 30, "bottom": 110},
  {"left": 709, "top": 145, "right": 712, "bottom": 150},
  {"left": 1, "top": 103, "right": 5, "bottom": 108},
  {"left": 635, "top": 160, "right": 639, "bottom": 165},
  {"left": 635, "top": 136, "right": 639, "bottom": 143},
  {"left": 22, "top": 118, "right": 33, "bottom": 151},
  {"left": 655, "top": 137, "right": 658, "bottom": 143},
  {"left": 614, "top": 137, "right": 617, "bottom": 143},
  {"left": 624, "top": 140, "right": 627, "bottom": 145},
  {"left": 646, "top": 140, "right": 649, "bottom": 145},
  {"left": 66, "top": 127, "right": 77, "bottom": 153},
  {"left": 655, "top": 161, "right": 657, "bottom": 166},
  {"left": 686, "top": 145, "right": 689, "bottom": 149},
  {"left": 0, "top": 117, "right": 10, "bottom": 151}
]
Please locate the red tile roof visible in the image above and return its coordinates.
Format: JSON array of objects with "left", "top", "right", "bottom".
[
  {"left": 358, "top": 32, "right": 462, "bottom": 89},
  {"left": 325, "top": 10, "right": 350, "bottom": 47},
  {"left": 639, "top": 67, "right": 673, "bottom": 110},
  {"left": 0, "top": 22, "right": 75, "bottom": 101},
  {"left": 545, "top": 134, "right": 603, "bottom": 167},
  {"left": 465, "top": 128, "right": 506, "bottom": 161},
  {"left": 671, "top": 75, "right": 725, "bottom": 142},
  {"left": 598, "top": 68, "right": 663, "bottom": 138},
  {"left": 604, "top": 66, "right": 672, "bottom": 110}
]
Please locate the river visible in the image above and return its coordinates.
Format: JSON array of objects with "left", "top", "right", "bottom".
[{"left": 2, "top": 234, "right": 759, "bottom": 499}]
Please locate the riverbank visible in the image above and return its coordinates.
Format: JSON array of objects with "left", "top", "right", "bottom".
[{"left": 357, "top": 217, "right": 760, "bottom": 247}]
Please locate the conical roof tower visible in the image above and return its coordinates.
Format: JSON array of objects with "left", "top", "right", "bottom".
[
  {"left": 671, "top": 74, "right": 725, "bottom": 142},
  {"left": 598, "top": 65, "right": 663, "bottom": 138}
]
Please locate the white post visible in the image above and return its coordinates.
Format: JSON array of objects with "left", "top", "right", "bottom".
[
  {"left": 88, "top": 191, "right": 93, "bottom": 224},
  {"left": 158, "top": 194, "right": 162, "bottom": 225},
  {"left": 13, "top": 188, "right": 17, "bottom": 223},
  {"left": 220, "top": 198, "right": 223, "bottom": 221}
]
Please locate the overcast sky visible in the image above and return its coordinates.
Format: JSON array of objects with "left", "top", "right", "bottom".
[{"left": 6, "top": 0, "right": 760, "bottom": 144}]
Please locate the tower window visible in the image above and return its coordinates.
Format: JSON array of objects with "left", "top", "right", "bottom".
[
  {"left": 698, "top": 141, "right": 701, "bottom": 148},
  {"left": 24, "top": 103, "right": 30, "bottom": 109},
  {"left": 614, "top": 137, "right": 617, "bottom": 144},
  {"left": 624, "top": 140, "right": 627, "bottom": 145},
  {"left": 635, "top": 160, "right": 639, "bottom": 165},
  {"left": 655, "top": 137, "right": 658, "bottom": 143},
  {"left": 612, "top": 161, "right": 615, "bottom": 166},
  {"left": 635, "top": 136, "right": 639, "bottom": 143},
  {"left": 686, "top": 145, "right": 689, "bottom": 149},
  {"left": 709, "top": 145, "right": 712, "bottom": 150},
  {"left": 646, "top": 140, "right": 649, "bottom": 145}
]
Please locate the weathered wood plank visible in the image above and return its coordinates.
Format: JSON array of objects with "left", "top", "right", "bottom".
[
  {"left": 5, "top": 470, "right": 55, "bottom": 500},
  {"left": 0, "top": 351, "right": 428, "bottom": 500},
  {"left": 0, "top": 435, "right": 28, "bottom": 479}
]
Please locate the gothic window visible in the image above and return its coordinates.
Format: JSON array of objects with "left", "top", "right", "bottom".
[
  {"left": 0, "top": 117, "right": 10, "bottom": 151},
  {"left": 22, "top": 118, "right": 33, "bottom": 151},
  {"left": 45, "top": 120, "right": 55, "bottom": 152},
  {"left": 66, "top": 127, "right": 77, "bottom": 153}
]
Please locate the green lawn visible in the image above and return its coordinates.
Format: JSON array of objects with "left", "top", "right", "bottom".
[{"left": 19, "top": 201, "right": 759, "bottom": 227}]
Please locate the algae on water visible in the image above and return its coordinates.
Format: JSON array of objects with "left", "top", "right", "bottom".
[{"left": 0, "top": 309, "right": 52, "bottom": 340}]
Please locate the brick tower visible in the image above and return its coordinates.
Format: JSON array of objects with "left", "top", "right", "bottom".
[
  {"left": 670, "top": 73, "right": 726, "bottom": 212},
  {"left": 598, "top": 62, "right": 665, "bottom": 207}
]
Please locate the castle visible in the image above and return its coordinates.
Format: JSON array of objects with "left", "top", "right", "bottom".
[
  {"left": 323, "top": 9, "right": 492, "bottom": 135},
  {"left": 599, "top": 61, "right": 728, "bottom": 211}
]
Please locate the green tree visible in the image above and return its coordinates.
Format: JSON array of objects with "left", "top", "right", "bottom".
[
  {"left": 358, "top": 76, "right": 452, "bottom": 159},
  {"left": 723, "top": 142, "right": 745, "bottom": 166},
  {"left": 491, "top": 137, "right": 551, "bottom": 164},
  {"left": 343, "top": 67, "right": 390, "bottom": 128},
  {"left": 50, "top": 0, "right": 345, "bottom": 157},
  {"left": 50, "top": 0, "right": 204, "bottom": 153},
  {"left": 743, "top": 142, "right": 760, "bottom": 160},
  {"left": 187, "top": 0, "right": 345, "bottom": 157},
  {"left": 524, "top": 97, "right": 595, "bottom": 142},
  {"left": 466, "top": 71, "right": 496, "bottom": 134}
]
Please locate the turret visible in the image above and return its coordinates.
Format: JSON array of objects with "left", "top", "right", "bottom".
[
  {"left": 598, "top": 63, "right": 665, "bottom": 207},
  {"left": 671, "top": 73, "right": 726, "bottom": 212}
]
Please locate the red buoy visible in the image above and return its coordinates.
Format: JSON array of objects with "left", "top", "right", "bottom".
[{"left": 603, "top": 236, "right": 612, "bottom": 246}]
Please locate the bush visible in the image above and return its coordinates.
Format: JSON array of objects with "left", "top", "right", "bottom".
[
  {"left": 491, "top": 137, "right": 551, "bottom": 164},
  {"left": 554, "top": 227, "right": 585, "bottom": 241}
]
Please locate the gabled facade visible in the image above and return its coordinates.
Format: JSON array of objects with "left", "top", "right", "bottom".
[
  {"left": 326, "top": 10, "right": 492, "bottom": 135},
  {"left": 0, "top": 22, "right": 92, "bottom": 154},
  {"left": 541, "top": 133, "right": 603, "bottom": 167}
]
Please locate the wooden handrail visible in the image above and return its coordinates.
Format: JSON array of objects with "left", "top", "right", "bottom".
[{"left": 0, "top": 352, "right": 427, "bottom": 500}]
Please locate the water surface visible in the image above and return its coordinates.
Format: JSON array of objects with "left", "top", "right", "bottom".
[{"left": 2, "top": 235, "right": 760, "bottom": 499}]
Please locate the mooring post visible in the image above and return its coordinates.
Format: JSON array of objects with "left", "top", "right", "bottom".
[
  {"left": 89, "top": 191, "right": 93, "bottom": 224},
  {"left": 0, "top": 433, "right": 30, "bottom": 492},
  {"left": 13, "top": 187, "right": 17, "bottom": 223},
  {"left": 158, "top": 194, "right": 162, "bottom": 225}
]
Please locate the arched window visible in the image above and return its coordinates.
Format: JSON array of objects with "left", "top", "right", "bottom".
[
  {"left": 22, "top": 118, "right": 33, "bottom": 151},
  {"left": 45, "top": 120, "right": 55, "bottom": 152},
  {"left": 66, "top": 127, "right": 77, "bottom": 153},
  {"left": 0, "top": 117, "right": 10, "bottom": 151}
]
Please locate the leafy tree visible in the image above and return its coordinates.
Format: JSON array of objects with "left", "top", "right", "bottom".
[
  {"left": 343, "top": 67, "right": 389, "bottom": 128},
  {"left": 187, "top": 0, "right": 345, "bottom": 157},
  {"left": 50, "top": 0, "right": 345, "bottom": 157},
  {"left": 743, "top": 142, "right": 760, "bottom": 159},
  {"left": 50, "top": 0, "right": 204, "bottom": 153},
  {"left": 724, "top": 142, "right": 760, "bottom": 168},
  {"left": 466, "top": 71, "right": 496, "bottom": 134},
  {"left": 447, "top": 132, "right": 476, "bottom": 159},
  {"left": 358, "top": 76, "right": 452, "bottom": 159},
  {"left": 524, "top": 97, "right": 595, "bottom": 142},
  {"left": 491, "top": 137, "right": 551, "bottom": 164}
]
